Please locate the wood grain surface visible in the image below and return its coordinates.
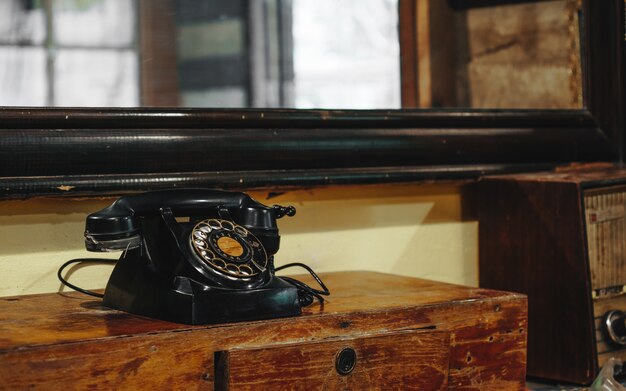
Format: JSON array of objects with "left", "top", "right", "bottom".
[
  {"left": 476, "top": 166, "right": 626, "bottom": 384},
  {"left": 477, "top": 175, "right": 595, "bottom": 384},
  {"left": 0, "top": 271, "right": 527, "bottom": 390},
  {"left": 218, "top": 330, "right": 450, "bottom": 390}
]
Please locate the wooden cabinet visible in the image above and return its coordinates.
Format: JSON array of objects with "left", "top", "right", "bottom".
[
  {"left": 217, "top": 330, "right": 451, "bottom": 390},
  {"left": 476, "top": 166, "right": 626, "bottom": 384},
  {"left": 0, "top": 271, "right": 527, "bottom": 390}
]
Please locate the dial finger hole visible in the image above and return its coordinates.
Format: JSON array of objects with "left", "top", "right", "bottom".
[
  {"left": 221, "top": 221, "right": 234, "bottom": 231},
  {"left": 239, "top": 265, "right": 254, "bottom": 276},
  {"left": 234, "top": 226, "right": 247, "bottom": 236},
  {"left": 199, "top": 225, "right": 211, "bottom": 233},
  {"left": 194, "top": 239, "right": 207, "bottom": 249},
  {"left": 194, "top": 230, "right": 207, "bottom": 240},
  {"left": 211, "top": 258, "right": 227, "bottom": 270},
  {"left": 226, "top": 264, "right": 240, "bottom": 274},
  {"left": 208, "top": 219, "right": 222, "bottom": 229},
  {"left": 203, "top": 250, "right": 215, "bottom": 260}
]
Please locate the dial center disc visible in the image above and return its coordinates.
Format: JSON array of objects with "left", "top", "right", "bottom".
[{"left": 216, "top": 236, "right": 244, "bottom": 257}]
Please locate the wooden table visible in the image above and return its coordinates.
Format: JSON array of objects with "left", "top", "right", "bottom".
[{"left": 0, "top": 271, "right": 527, "bottom": 390}]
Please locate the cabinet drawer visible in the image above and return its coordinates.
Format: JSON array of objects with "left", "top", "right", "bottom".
[{"left": 215, "top": 329, "right": 450, "bottom": 390}]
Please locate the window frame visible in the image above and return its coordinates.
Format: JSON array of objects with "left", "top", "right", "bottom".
[{"left": 0, "top": 0, "right": 622, "bottom": 199}]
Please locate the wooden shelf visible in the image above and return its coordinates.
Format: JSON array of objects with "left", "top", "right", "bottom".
[{"left": 0, "top": 271, "right": 527, "bottom": 390}]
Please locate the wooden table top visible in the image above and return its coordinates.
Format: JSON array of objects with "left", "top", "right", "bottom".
[{"left": 0, "top": 271, "right": 521, "bottom": 352}]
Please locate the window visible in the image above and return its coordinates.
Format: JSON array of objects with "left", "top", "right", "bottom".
[
  {"left": 0, "top": 0, "right": 401, "bottom": 109},
  {"left": 292, "top": 0, "right": 400, "bottom": 109},
  {"left": 0, "top": 0, "right": 139, "bottom": 107}
]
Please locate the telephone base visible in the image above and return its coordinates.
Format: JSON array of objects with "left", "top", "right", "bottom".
[{"left": 102, "top": 254, "right": 302, "bottom": 325}]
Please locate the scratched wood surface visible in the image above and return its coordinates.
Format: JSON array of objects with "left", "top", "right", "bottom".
[
  {"left": 0, "top": 271, "right": 527, "bottom": 390},
  {"left": 460, "top": 0, "right": 582, "bottom": 109},
  {"left": 218, "top": 330, "right": 451, "bottom": 390}
]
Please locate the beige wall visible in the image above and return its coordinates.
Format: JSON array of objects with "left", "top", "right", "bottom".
[{"left": 0, "top": 184, "right": 478, "bottom": 297}]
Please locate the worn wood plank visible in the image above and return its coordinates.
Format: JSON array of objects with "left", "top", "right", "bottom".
[
  {"left": 0, "top": 271, "right": 519, "bottom": 350},
  {"left": 0, "top": 271, "right": 527, "bottom": 390},
  {"left": 400, "top": 0, "right": 457, "bottom": 108},
  {"left": 218, "top": 330, "right": 450, "bottom": 390},
  {"left": 399, "top": 0, "right": 419, "bottom": 107},
  {"left": 459, "top": 0, "right": 582, "bottom": 109},
  {"left": 138, "top": 0, "right": 181, "bottom": 107}
]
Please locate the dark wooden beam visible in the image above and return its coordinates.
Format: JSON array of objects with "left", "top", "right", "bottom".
[
  {"left": 138, "top": 0, "right": 181, "bottom": 107},
  {"left": 0, "top": 0, "right": 621, "bottom": 199}
]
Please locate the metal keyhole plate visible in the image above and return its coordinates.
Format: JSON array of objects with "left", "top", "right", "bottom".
[{"left": 335, "top": 347, "right": 357, "bottom": 375}]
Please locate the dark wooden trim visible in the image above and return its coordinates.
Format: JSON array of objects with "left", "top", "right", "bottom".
[
  {"left": 138, "top": 0, "right": 181, "bottom": 107},
  {"left": 426, "top": 0, "right": 457, "bottom": 107},
  {"left": 397, "top": 0, "right": 624, "bottom": 152},
  {"left": 399, "top": 0, "right": 419, "bottom": 108},
  {"left": 582, "top": 0, "right": 625, "bottom": 160},
  {"left": 0, "top": 109, "right": 611, "bottom": 199},
  {"left": 0, "top": 107, "right": 614, "bottom": 199},
  {"left": 400, "top": 0, "right": 458, "bottom": 108},
  {"left": 0, "top": 107, "right": 600, "bottom": 128},
  {"left": 0, "top": 0, "right": 622, "bottom": 199},
  {"left": 449, "top": 0, "right": 559, "bottom": 10},
  {"left": 0, "top": 164, "right": 568, "bottom": 199}
]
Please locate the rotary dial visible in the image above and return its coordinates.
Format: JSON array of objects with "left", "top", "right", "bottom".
[{"left": 190, "top": 219, "right": 267, "bottom": 279}]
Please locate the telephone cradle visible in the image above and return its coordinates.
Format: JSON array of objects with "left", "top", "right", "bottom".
[{"left": 82, "top": 189, "right": 326, "bottom": 324}]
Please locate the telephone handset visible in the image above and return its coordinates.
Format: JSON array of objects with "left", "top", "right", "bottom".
[{"left": 82, "top": 189, "right": 326, "bottom": 324}]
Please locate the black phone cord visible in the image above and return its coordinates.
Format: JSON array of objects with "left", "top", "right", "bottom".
[
  {"left": 57, "top": 258, "right": 117, "bottom": 298},
  {"left": 58, "top": 259, "right": 329, "bottom": 306},
  {"left": 275, "top": 262, "right": 330, "bottom": 306}
]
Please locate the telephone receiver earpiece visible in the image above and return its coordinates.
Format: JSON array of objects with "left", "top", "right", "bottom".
[{"left": 84, "top": 188, "right": 295, "bottom": 256}]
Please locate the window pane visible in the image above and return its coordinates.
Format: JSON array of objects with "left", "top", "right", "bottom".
[
  {"left": 54, "top": 49, "right": 138, "bottom": 106},
  {"left": 292, "top": 0, "right": 400, "bottom": 109},
  {"left": 0, "top": 0, "right": 404, "bottom": 109},
  {"left": 0, "top": 0, "right": 45, "bottom": 45},
  {"left": 53, "top": 0, "right": 135, "bottom": 47},
  {"left": 173, "top": 0, "right": 249, "bottom": 107},
  {"left": 181, "top": 87, "right": 247, "bottom": 108},
  {"left": 0, "top": 47, "right": 47, "bottom": 106}
]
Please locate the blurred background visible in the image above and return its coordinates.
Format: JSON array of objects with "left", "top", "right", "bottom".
[{"left": 0, "top": 0, "right": 401, "bottom": 108}]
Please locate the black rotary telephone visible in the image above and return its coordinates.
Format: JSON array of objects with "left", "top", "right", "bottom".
[{"left": 64, "top": 189, "right": 328, "bottom": 325}]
